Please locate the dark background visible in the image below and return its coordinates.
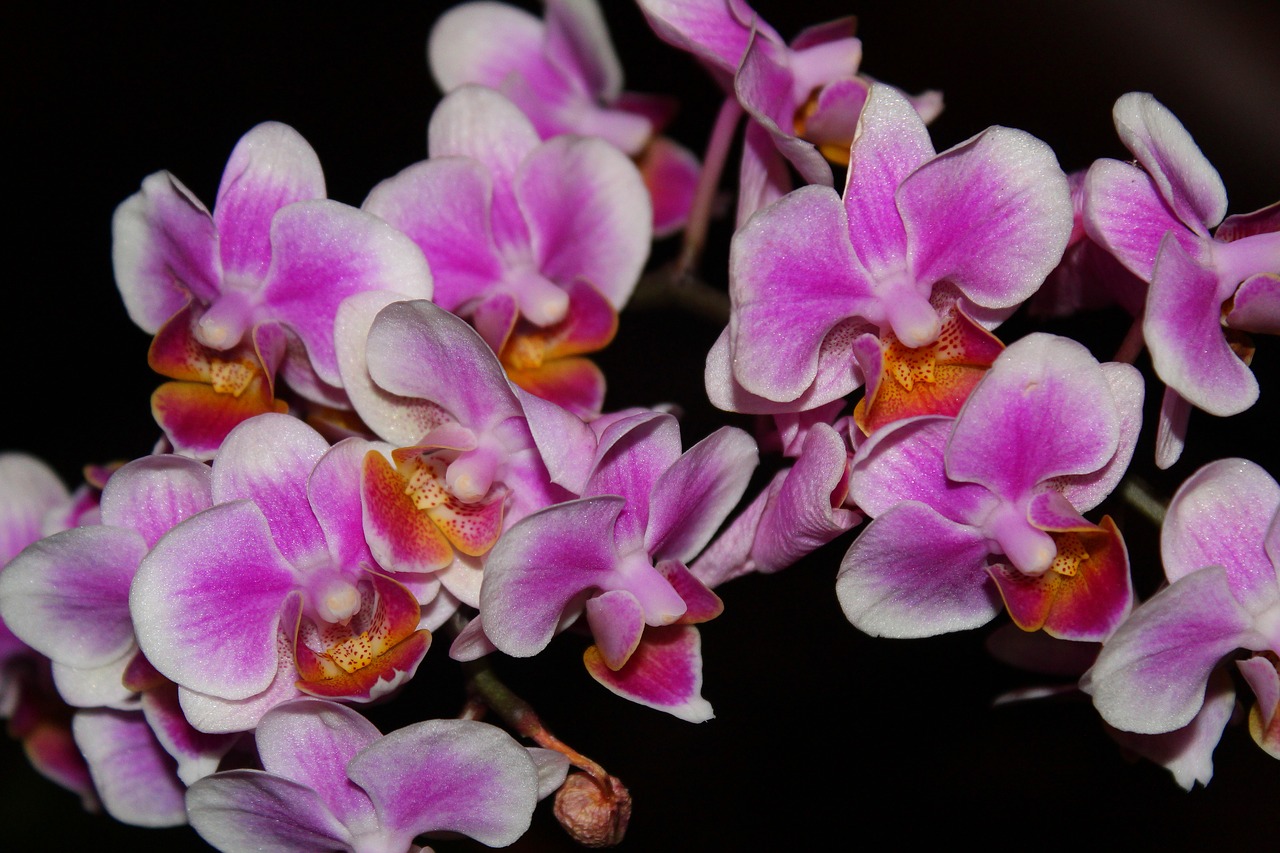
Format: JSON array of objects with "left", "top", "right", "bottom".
[{"left": 3, "top": 1, "right": 1279, "bottom": 849}]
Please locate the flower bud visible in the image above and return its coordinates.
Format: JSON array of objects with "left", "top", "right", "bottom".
[{"left": 553, "top": 771, "right": 632, "bottom": 848}]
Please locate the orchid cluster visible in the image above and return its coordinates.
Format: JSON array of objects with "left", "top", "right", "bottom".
[{"left": 3, "top": 1, "right": 1279, "bottom": 850}]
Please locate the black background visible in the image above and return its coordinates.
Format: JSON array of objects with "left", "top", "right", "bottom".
[{"left": 3, "top": 1, "right": 1279, "bottom": 850}]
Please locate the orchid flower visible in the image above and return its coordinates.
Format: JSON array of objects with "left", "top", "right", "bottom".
[
  {"left": 362, "top": 85, "right": 651, "bottom": 415},
  {"left": 1082, "top": 458, "right": 1280, "bottom": 761},
  {"left": 129, "top": 414, "right": 439, "bottom": 733},
  {"left": 0, "top": 454, "right": 245, "bottom": 825},
  {"left": 186, "top": 698, "right": 568, "bottom": 853},
  {"left": 112, "top": 120, "right": 434, "bottom": 443},
  {"left": 836, "top": 333, "right": 1143, "bottom": 641},
  {"left": 1083, "top": 93, "right": 1280, "bottom": 466},
  {"left": 336, "top": 295, "right": 572, "bottom": 607},
  {"left": 707, "top": 83, "right": 1072, "bottom": 426},
  {"left": 429, "top": 0, "right": 700, "bottom": 237},
  {"left": 0, "top": 453, "right": 101, "bottom": 811},
  {"left": 477, "top": 410, "right": 757, "bottom": 721},
  {"left": 637, "top": 0, "right": 942, "bottom": 233}
]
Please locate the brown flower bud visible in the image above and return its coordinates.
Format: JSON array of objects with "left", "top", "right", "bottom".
[{"left": 553, "top": 771, "right": 632, "bottom": 848}]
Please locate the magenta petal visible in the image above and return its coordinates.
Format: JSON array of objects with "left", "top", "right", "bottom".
[
  {"left": 131, "top": 501, "right": 298, "bottom": 700},
  {"left": 645, "top": 426, "right": 757, "bottom": 563},
  {"left": 1083, "top": 158, "right": 1197, "bottom": 280},
  {"left": 901, "top": 126, "right": 1072, "bottom": 310},
  {"left": 730, "top": 184, "right": 873, "bottom": 402},
  {"left": 365, "top": 300, "right": 521, "bottom": 432},
  {"left": 260, "top": 199, "right": 434, "bottom": 387},
  {"left": 428, "top": 1, "right": 547, "bottom": 92},
  {"left": 307, "top": 438, "right": 376, "bottom": 572},
  {"left": 0, "top": 525, "right": 143, "bottom": 667},
  {"left": 842, "top": 84, "right": 935, "bottom": 275},
  {"left": 849, "top": 416, "right": 992, "bottom": 523},
  {"left": 1111, "top": 92, "right": 1226, "bottom": 232},
  {"left": 480, "top": 496, "right": 626, "bottom": 657},
  {"left": 1161, "top": 458, "right": 1280, "bottom": 604},
  {"left": 635, "top": 0, "right": 756, "bottom": 81},
  {"left": 836, "top": 501, "right": 999, "bottom": 637},
  {"left": 735, "top": 34, "right": 833, "bottom": 188},
  {"left": 748, "top": 422, "right": 861, "bottom": 572},
  {"left": 347, "top": 718, "right": 540, "bottom": 847},
  {"left": 544, "top": 0, "right": 623, "bottom": 100},
  {"left": 736, "top": 117, "right": 791, "bottom": 227},
  {"left": 72, "top": 709, "right": 187, "bottom": 828},
  {"left": 643, "top": 135, "right": 701, "bottom": 236},
  {"left": 187, "top": 770, "right": 355, "bottom": 852},
  {"left": 946, "top": 334, "right": 1119, "bottom": 497},
  {"left": 112, "top": 171, "right": 221, "bottom": 333},
  {"left": 1083, "top": 566, "right": 1261, "bottom": 734},
  {"left": 586, "top": 590, "right": 646, "bottom": 670},
  {"left": 362, "top": 157, "right": 504, "bottom": 315},
  {"left": 213, "top": 413, "right": 330, "bottom": 566},
  {"left": 1155, "top": 386, "right": 1191, "bottom": 470},
  {"left": 705, "top": 322, "right": 864, "bottom": 414},
  {"left": 517, "top": 134, "right": 652, "bottom": 309},
  {"left": 1145, "top": 233, "right": 1256, "bottom": 416},
  {"left": 255, "top": 699, "right": 380, "bottom": 833},
  {"left": 215, "top": 122, "right": 326, "bottom": 279},
  {"left": 518, "top": 385, "right": 598, "bottom": 494},
  {"left": 585, "top": 624, "right": 713, "bottom": 722},
  {"left": 585, "top": 413, "right": 681, "bottom": 546},
  {"left": 100, "top": 455, "right": 213, "bottom": 549}
]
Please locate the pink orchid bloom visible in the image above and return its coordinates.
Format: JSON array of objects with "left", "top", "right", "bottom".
[
  {"left": 362, "top": 85, "right": 651, "bottom": 415},
  {"left": 186, "top": 698, "right": 568, "bottom": 853},
  {"left": 637, "top": 0, "right": 941, "bottom": 223},
  {"left": 0, "top": 454, "right": 245, "bottom": 825},
  {"left": 336, "top": 295, "right": 573, "bottom": 608},
  {"left": 707, "top": 83, "right": 1072, "bottom": 417},
  {"left": 1083, "top": 458, "right": 1280, "bottom": 761},
  {"left": 112, "top": 121, "right": 434, "bottom": 423},
  {"left": 836, "top": 333, "right": 1144, "bottom": 641},
  {"left": 1083, "top": 93, "right": 1280, "bottom": 465},
  {"left": 0, "top": 453, "right": 102, "bottom": 811},
  {"left": 478, "top": 410, "right": 757, "bottom": 721},
  {"left": 429, "top": 0, "right": 700, "bottom": 237},
  {"left": 129, "top": 414, "right": 439, "bottom": 734}
]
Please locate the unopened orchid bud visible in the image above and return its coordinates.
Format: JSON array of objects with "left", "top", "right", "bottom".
[{"left": 553, "top": 771, "right": 632, "bottom": 848}]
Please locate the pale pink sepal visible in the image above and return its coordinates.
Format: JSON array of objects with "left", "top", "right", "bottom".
[
  {"left": 72, "top": 709, "right": 188, "bottom": 828},
  {"left": 0, "top": 453, "right": 70, "bottom": 563}
]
